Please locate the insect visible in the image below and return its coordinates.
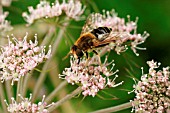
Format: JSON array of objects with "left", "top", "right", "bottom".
[{"left": 67, "top": 27, "right": 116, "bottom": 64}]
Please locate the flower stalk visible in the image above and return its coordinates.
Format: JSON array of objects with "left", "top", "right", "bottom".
[
  {"left": 31, "top": 55, "right": 51, "bottom": 102},
  {"left": 89, "top": 102, "right": 132, "bottom": 113},
  {"left": 45, "top": 81, "right": 67, "bottom": 103},
  {"left": 5, "top": 80, "right": 13, "bottom": 103},
  {"left": 22, "top": 73, "right": 31, "bottom": 97},
  {"left": 48, "top": 87, "right": 82, "bottom": 112},
  {"left": 32, "top": 19, "right": 70, "bottom": 101},
  {"left": 41, "top": 26, "right": 56, "bottom": 46},
  {"left": 0, "top": 82, "right": 8, "bottom": 113},
  {"left": 16, "top": 76, "right": 24, "bottom": 102}
]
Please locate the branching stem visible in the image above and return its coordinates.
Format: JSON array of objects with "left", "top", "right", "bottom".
[{"left": 89, "top": 102, "right": 132, "bottom": 113}]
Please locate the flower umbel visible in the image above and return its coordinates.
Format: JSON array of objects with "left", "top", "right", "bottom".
[
  {"left": 82, "top": 9, "right": 149, "bottom": 56},
  {"left": 130, "top": 60, "right": 170, "bottom": 113},
  {"left": 0, "top": 33, "right": 51, "bottom": 85},
  {"left": 0, "top": 11, "right": 13, "bottom": 36},
  {"left": 22, "top": 0, "right": 85, "bottom": 25},
  {"left": 60, "top": 56, "right": 123, "bottom": 97},
  {"left": 4, "top": 94, "right": 54, "bottom": 113},
  {"left": 1, "top": 0, "right": 13, "bottom": 7},
  {"left": 62, "top": 0, "right": 86, "bottom": 20}
]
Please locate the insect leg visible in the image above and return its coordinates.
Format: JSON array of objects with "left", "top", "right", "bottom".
[
  {"left": 85, "top": 51, "right": 88, "bottom": 59},
  {"left": 92, "top": 50, "right": 101, "bottom": 65},
  {"left": 78, "top": 57, "right": 81, "bottom": 64},
  {"left": 92, "top": 50, "right": 98, "bottom": 55},
  {"left": 85, "top": 52, "right": 90, "bottom": 66}
]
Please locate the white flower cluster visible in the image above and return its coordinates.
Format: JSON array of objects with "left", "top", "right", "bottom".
[
  {"left": 0, "top": 12, "right": 12, "bottom": 35},
  {"left": 0, "top": 33, "right": 51, "bottom": 85},
  {"left": 5, "top": 94, "right": 54, "bottom": 113},
  {"left": 60, "top": 57, "right": 123, "bottom": 97},
  {"left": 82, "top": 9, "right": 149, "bottom": 56},
  {"left": 1, "top": 0, "right": 12, "bottom": 7},
  {"left": 131, "top": 60, "right": 170, "bottom": 113},
  {"left": 22, "top": 0, "right": 86, "bottom": 25}
]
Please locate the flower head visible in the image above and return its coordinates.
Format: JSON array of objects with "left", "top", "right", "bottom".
[
  {"left": 82, "top": 9, "right": 149, "bottom": 56},
  {"left": 0, "top": 12, "right": 13, "bottom": 36},
  {"left": 130, "top": 60, "right": 170, "bottom": 112},
  {"left": 0, "top": 33, "right": 51, "bottom": 85},
  {"left": 60, "top": 56, "right": 123, "bottom": 97},
  {"left": 1, "top": 0, "right": 13, "bottom": 7},
  {"left": 61, "top": 0, "right": 86, "bottom": 20},
  {"left": 22, "top": 0, "right": 85, "bottom": 25},
  {"left": 4, "top": 94, "right": 54, "bottom": 113}
]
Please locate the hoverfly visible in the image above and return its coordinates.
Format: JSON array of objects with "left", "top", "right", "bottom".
[{"left": 65, "top": 15, "right": 117, "bottom": 63}]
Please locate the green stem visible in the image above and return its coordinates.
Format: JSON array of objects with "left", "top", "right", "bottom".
[
  {"left": 89, "top": 102, "right": 132, "bottom": 113},
  {"left": 22, "top": 26, "right": 55, "bottom": 97},
  {"left": 48, "top": 87, "right": 82, "bottom": 112},
  {"left": 22, "top": 73, "right": 31, "bottom": 97},
  {"left": 41, "top": 26, "right": 56, "bottom": 46},
  {"left": 0, "top": 82, "right": 8, "bottom": 113},
  {"left": 32, "top": 19, "right": 70, "bottom": 102},
  {"left": 16, "top": 77, "right": 21, "bottom": 102},
  {"left": 16, "top": 76, "right": 24, "bottom": 102},
  {"left": 0, "top": 4, "right": 2, "bottom": 14},
  {"left": 45, "top": 81, "right": 67, "bottom": 103},
  {"left": 0, "top": 108, "right": 3, "bottom": 113},
  {"left": 31, "top": 55, "right": 51, "bottom": 102},
  {"left": 87, "top": 0, "right": 99, "bottom": 13},
  {"left": 19, "top": 76, "right": 24, "bottom": 97},
  {"left": 5, "top": 81, "right": 13, "bottom": 103}
]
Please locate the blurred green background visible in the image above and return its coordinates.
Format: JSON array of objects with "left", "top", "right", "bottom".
[{"left": 3, "top": 0, "right": 170, "bottom": 113}]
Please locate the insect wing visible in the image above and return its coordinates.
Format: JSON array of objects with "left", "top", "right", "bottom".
[
  {"left": 93, "top": 36, "right": 117, "bottom": 48},
  {"left": 81, "top": 14, "right": 98, "bottom": 34}
]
